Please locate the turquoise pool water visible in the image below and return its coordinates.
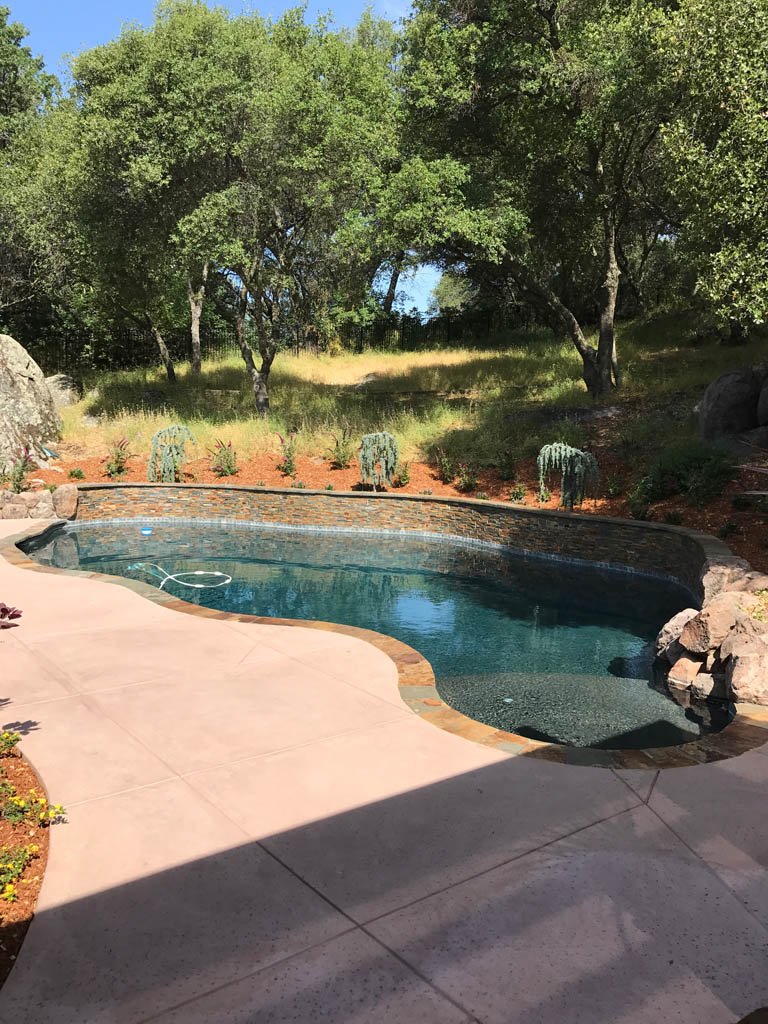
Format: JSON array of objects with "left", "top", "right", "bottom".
[{"left": 23, "top": 520, "right": 733, "bottom": 749}]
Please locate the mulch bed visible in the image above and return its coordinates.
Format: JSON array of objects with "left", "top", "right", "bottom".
[
  {"left": 23, "top": 443, "right": 768, "bottom": 574},
  {"left": 0, "top": 751, "right": 51, "bottom": 988}
]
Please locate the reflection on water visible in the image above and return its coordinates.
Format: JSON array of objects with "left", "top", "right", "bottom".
[{"left": 23, "top": 521, "right": 733, "bottom": 749}]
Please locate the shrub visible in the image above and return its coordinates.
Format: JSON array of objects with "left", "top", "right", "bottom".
[
  {"left": 537, "top": 442, "right": 599, "bottom": 509},
  {"left": 537, "top": 486, "right": 552, "bottom": 504},
  {"left": 291, "top": 480, "right": 307, "bottom": 489},
  {"left": 434, "top": 448, "right": 456, "bottom": 484},
  {"left": 456, "top": 463, "right": 479, "bottom": 493},
  {"left": 475, "top": 491, "right": 490, "bottom": 500},
  {"left": 0, "top": 844, "right": 39, "bottom": 903},
  {"left": 276, "top": 432, "right": 297, "bottom": 477},
  {"left": 105, "top": 438, "right": 131, "bottom": 478},
  {"left": 148, "top": 426, "right": 195, "bottom": 483},
  {"left": 209, "top": 439, "right": 238, "bottom": 477},
  {"left": 419, "top": 488, "right": 433, "bottom": 495},
  {"left": 643, "top": 441, "right": 735, "bottom": 504},
  {"left": 68, "top": 467, "right": 85, "bottom": 480},
  {"left": 394, "top": 462, "right": 411, "bottom": 488},
  {"left": 325, "top": 483, "right": 334, "bottom": 491},
  {"left": 326, "top": 427, "right": 355, "bottom": 469},
  {"left": 508, "top": 483, "right": 526, "bottom": 503},
  {"left": 359, "top": 432, "right": 399, "bottom": 490},
  {"left": 604, "top": 475, "right": 624, "bottom": 498},
  {"left": 627, "top": 479, "right": 653, "bottom": 520},
  {"left": 718, "top": 521, "right": 740, "bottom": 539},
  {"left": 9, "top": 447, "right": 32, "bottom": 493},
  {"left": 664, "top": 510, "right": 684, "bottom": 525}
]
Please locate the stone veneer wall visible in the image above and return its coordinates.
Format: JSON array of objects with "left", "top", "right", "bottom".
[{"left": 73, "top": 484, "right": 732, "bottom": 599}]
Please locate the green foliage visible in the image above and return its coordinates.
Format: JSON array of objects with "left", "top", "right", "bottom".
[
  {"left": 9, "top": 447, "right": 32, "bottom": 493},
  {"left": 68, "top": 467, "right": 85, "bottom": 480},
  {"left": 209, "top": 439, "right": 237, "bottom": 477},
  {"left": 664, "top": 510, "right": 684, "bottom": 526},
  {"left": 508, "top": 483, "right": 526, "bottom": 503},
  {"left": 434, "top": 448, "right": 456, "bottom": 484},
  {"left": 643, "top": 441, "right": 735, "bottom": 504},
  {"left": 0, "top": 731, "right": 21, "bottom": 756},
  {"left": 359, "top": 431, "right": 399, "bottom": 489},
  {"left": 0, "top": 844, "right": 38, "bottom": 903},
  {"left": 455, "top": 463, "right": 479, "bottom": 493},
  {"left": 475, "top": 491, "right": 489, "bottom": 500},
  {"left": 276, "top": 432, "right": 297, "bottom": 477},
  {"left": 326, "top": 427, "right": 354, "bottom": 469},
  {"left": 537, "top": 487, "right": 552, "bottom": 504},
  {"left": 537, "top": 443, "right": 600, "bottom": 510},
  {"left": 291, "top": 480, "right": 307, "bottom": 489},
  {"left": 324, "top": 483, "right": 334, "bottom": 491},
  {"left": 718, "top": 521, "right": 740, "bottom": 540},
  {"left": 394, "top": 462, "right": 411, "bottom": 488},
  {"left": 604, "top": 475, "right": 625, "bottom": 498},
  {"left": 147, "top": 425, "right": 195, "bottom": 482},
  {"left": 105, "top": 438, "right": 131, "bottom": 478}
]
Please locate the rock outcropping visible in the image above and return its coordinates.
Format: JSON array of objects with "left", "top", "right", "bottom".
[
  {"left": 655, "top": 562, "right": 768, "bottom": 706},
  {"left": 0, "top": 484, "right": 78, "bottom": 521},
  {"left": 699, "top": 363, "right": 768, "bottom": 453},
  {"left": 0, "top": 335, "right": 61, "bottom": 468}
]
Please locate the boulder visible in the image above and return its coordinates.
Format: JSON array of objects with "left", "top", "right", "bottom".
[
  {"left": 27, "top": 491, "right": 55, "bottom": 519},
  {"left": 679, "top": 591, "right": 760, "bottom": 654},
  {"left": 0, "top": 492, "right": 27, "bottom": 519},
  {"left": 691, "top": 672, "right": 729, "bottom": 701},
  {"left": 724, "top": 634, "right": 768, "bottom": 704},
  {"left": 758, "top": 382, "right": 768, "bottom": 427},
  {"left": 668, "top": 654, "right": 704, "bottom": 689},
  {"left": 719, "top": 612, "right": 767, "bottom": 661},
  {"left": 654, "top": 607, "right": 698, "bottom": 660},
  {"left": 52, "top": 483, "right": 78, "bottom": 519},
  {"left": 701, "top": 557, "right": 753, "bottom": 600},
  {"left": 0, "top": 335, "right": 61, "bottom": 468},
  {"left": 46, "top": 373, "right": 82, "bottom": 409},
  {"left": 698, "top": 365, "right": 766, "bottom": 441}
]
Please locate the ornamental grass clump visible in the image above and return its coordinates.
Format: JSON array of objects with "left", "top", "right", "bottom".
[
  {"left": 537, "top": 442, "right": 599, "bottom": 510},
  {"left": 359, "top": 432, "right": 399, "bottom": 490},
  {"left": 148, "top": 425, "right": 195, "bottom": 483},
  {"left": 209, "top": 439, "right": 238, "bottom": 477}
]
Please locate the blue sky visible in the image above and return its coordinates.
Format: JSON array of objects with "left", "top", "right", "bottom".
[{"left": 9, "top": 0, "right": 438, "bottom": 313}]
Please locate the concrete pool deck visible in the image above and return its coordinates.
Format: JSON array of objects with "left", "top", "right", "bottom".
[{"left": 1, "top": 517, "right": 767, "bottom": 1023}]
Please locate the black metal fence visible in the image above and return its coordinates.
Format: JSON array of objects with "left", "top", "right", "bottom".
[{"left": 26, "top": 312, "right": 507, "bottom": 377}]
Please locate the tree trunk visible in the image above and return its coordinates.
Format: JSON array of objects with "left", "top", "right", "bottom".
[
  {"left": 150, "top": 324, "right": 176, "bottom": 384},
  {"left": 596, "top": 216, "right": 621, "bottom": 394},
  {"left": 382, "top": 251, "right": 405, "bottom": 315},
  {"left": 501, "top": 253, "right": 604, "bottom": 397},
  {"left": 232, "top": 284, "right": 275, "bottom": 417},
  {"left": 187, "top": 263, "right": 208, "bottom": 375}
]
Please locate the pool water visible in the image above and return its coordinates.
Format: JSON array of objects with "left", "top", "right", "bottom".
[{"left": 23, "top": 520, "right": 734, "bottom": 749}]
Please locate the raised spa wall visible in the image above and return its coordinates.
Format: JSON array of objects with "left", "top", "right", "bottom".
[{"left": 69, "top": 482, "right": 737, "bottom": 602}]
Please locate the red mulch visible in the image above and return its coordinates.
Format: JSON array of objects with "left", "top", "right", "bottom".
[
  {"left": 0, "top": 752, "right": 51, "bottom": 989},
  {"left": 23, "top": 443, "right": 768, "bottom": 574}
]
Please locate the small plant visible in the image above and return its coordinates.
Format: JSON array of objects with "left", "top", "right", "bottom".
[
  {"left": 537, "top": 486, "right": 552, "bottom": 504},
  {"left": 9, "top": 447, "right": 33, "bottom": 493},
  {"left": 604, "top": 475, "right": 624, "bottom": 498},
  {"left": 324, "top": 483, "right": 335, "bottom": 491},
  {"left": 0, "top": 603, "right": 21, "bottom": 630},
  {"left": 456, "top": 463, "right": 479, "bottom": 493},
  {"left": 68, "top": 467, "right": 85, "bottom": 480},
  {"left": 209, "top": 439, "right": 238, "bottom": 477},
  {"left": 419, "top": 488, "right": 433, "bottom": 495},
  {"left": 718, "top": 521, "right": 740, "bottom": 539},
  {"left": 105, "top": 438, "right": 131, "bottom": 478},
  {"left": 256, "top": 479, "right": 267, "bottom": 487},
  {"left": 1, "top": 785, "right": 65, "bottom": 826},
  {"left": 434, "top": 448, "right": 456, "bottom": 484},
  {"left": 0, "top": 730, "right": 21, "bottom": 755},
  {"left": 394, "top": 462, "right": 411, "bottom": 488},
  {"left": 359, "top": 432, "right": 399, "bottom": 490},
  {"left": 326, "top": 427, "right": 355, "bottom": 469},
  {"left": 276, "top": 432, "right": 298, "bottom": 476},
  {"left": 537, "top": 442, "right": 600, "bottom": 510},
  {"left": 148, "top": 425, "right": 195, "bottom": 483},
  {"left": 664, "top": 510, "right": 684, "bottom": 525},
  {"left": 627, "top": 479, "right": 652, "bottom": 520},
  {"left": 291, "top": 480, "right": 307, "bottom": 489},
  {"left": 0, "top": 844, "right": 39, "bottom": 903},
  {"left": 508, "top": 483, "right": 526, "bottom": 503},
  {"left": 731, "top": 493, "right": 753, "bottom": 511},
  {"left": 475, "top": 491, "right": 490, "bottom": 500}
]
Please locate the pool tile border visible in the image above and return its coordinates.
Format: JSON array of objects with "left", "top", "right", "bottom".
[{"left": 4, "top": 517, "right": 768, "bottom": 771}]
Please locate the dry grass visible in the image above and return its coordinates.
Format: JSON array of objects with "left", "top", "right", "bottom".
[{"left": 61, "top": 311, "right": 768, "bottom": 469}]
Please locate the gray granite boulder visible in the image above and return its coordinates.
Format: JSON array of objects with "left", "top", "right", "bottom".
[
  {"left": 698, "top": 364, "right": 768, "bottom": 441},
  {"left": 0, "top": 335, "right": 61, "bottom": 468}
]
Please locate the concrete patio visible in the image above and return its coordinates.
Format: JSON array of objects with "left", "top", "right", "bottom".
[{"left": 0, "top": 518, "right": 767, "bottom": 1024}]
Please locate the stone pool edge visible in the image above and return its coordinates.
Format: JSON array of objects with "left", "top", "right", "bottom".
[{"left": 5, "top": 511, "right": 768, "bottom": 771}]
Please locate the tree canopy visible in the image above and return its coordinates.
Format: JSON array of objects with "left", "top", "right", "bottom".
[{"left": 1, "top": 0, "right": 765, "bottom": 406}]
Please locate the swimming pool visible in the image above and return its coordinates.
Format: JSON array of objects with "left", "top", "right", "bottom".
[{"left": 23, "top": 520, "right": 733, "bottom": 749}]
